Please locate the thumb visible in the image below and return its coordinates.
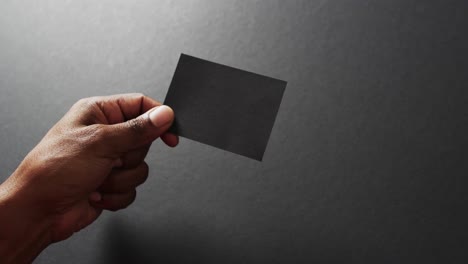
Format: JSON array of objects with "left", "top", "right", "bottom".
[{"left": 103, "top": 105, "right": 175, "bottom": 152}]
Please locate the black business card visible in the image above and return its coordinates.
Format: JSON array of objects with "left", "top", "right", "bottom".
[{"left": 164, "top": 54, "right": 286, "bottom": 161}]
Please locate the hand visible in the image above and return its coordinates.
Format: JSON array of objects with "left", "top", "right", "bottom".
[{"left": 0, "top": 93, "right": 178, "bottom": 263}]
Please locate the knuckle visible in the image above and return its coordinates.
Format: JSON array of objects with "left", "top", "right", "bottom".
[
  {"left": 109, "top": 207, "right": 119, "bottom": 212},
  {"left": 108, "top": 191, "right": 137, "bottom": 211},
  {"left": 133, "top": 92, "right": 145, "bottom": 98},
  {"left": 74, "top": 97, "right": 97, "bottom": 108},
  {"left": 130, "top": 190, "right": 137, "bottom": 202},
  {"left": 123, "top": 191, "right": 137, "bottom": 209},
  {"left": 141, "top": 162, "right": 149, "bottom": 176},
  {"left": 70, "top": 97, "right": 101, "bottom": 121},
  {"left": 108, "top": 202, "right": 123, "bottom": 212},
  {"left": 73, "top": 98, "right": 89, "bottom": 107},
  {"left": 70, "top": 98, "right": 88, "bottom": 113},
  {"left": 139, "top": 162, "right": 150, "bottom": 182},
  {"left": 119, "top": 93, "right": 145, "bottom": 104}
]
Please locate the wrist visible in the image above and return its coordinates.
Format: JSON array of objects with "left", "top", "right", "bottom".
[{"left": 0, "top": 174, "right": 52, "bottom": 263}]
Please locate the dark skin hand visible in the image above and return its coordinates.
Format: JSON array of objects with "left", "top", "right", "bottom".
[{"left": 0, "top": 93, "right": 178, "bottom": 263}]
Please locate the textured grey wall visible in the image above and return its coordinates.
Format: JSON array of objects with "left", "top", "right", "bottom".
[{"left": 1, "top": 1, "right": 467, "bottom": 263}]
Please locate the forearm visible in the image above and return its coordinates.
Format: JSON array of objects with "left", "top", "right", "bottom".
[{"left": 0, "top": 176, "right": 51, "bottom": 264}]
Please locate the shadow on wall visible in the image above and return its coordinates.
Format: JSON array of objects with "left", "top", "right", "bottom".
[
  {"left": 103, "top": 220, "right": 201, "bottom": 263},
  {"left": 101, "top": 218, "right": 244, "bottom": 264},
  {"left": 100, "top": 216, "right": 353, "bottom": 264}
]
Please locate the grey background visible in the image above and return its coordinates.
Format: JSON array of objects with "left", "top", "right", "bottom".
[{"left": 1, "top": 0, "right": 467, "bottom": 263}]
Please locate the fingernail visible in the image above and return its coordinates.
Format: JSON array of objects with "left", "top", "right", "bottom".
[
  {"left": 148, "top": 105, "right": 173, "bottom": 127},
  {"left": 89, "top": 192, "right": 102, "bottom": 202}
]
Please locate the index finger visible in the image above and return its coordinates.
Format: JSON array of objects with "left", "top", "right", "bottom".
[{"left": 94, "top": 93, "right": 162, "bottom": 124}]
